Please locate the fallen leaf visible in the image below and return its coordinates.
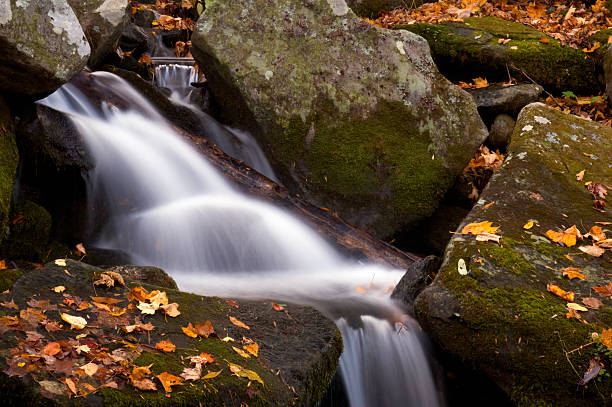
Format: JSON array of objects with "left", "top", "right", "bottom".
[
  {"left": 586, "top": 182, "right": 608, "bottom": 200},
  {"left": 228, "top": 363, "right": 264, "bottom": 385},
  {"left": 132, "top": 378, "right": 157, "bottom": 391},
  {"left": 180, "top": 364, "right": 201, "bottom": 381},
  {"left": 567, "top": 303, "right": 588, "bottom": 312},
  {"left": 160, "top": 302, "right": 180, "bottom": 317},
  {"left": 523, "top": 221, "right": 535, "bottom": 230},
  {"left": 93, "top": 271, "right": 125, "bottom": 288},
  {"left": 221, "top": 336, "right": 235, "bottom": 342},
  {"left": 475, "top": 232, "right": 501, "bottom": 243},
  {"left": 195, "top": 320, "right": 214, "bottom": 338},
  {"left": 123, "top": 322, "right": 155, "bottom": 333},
  {"left": 42, "top": 342, "right": 61, "bottom": 356},
  {"left": 579, "top": 245, "right": 605, "bottom": 257},
  {"left": 127, "top": 286, "right": 151, "bottom": 302},
  {"left": 271, "top": 302, "right": 285, "bottom": 311},
  {"left": 202, "top": 369, "right": 222, "bottom": 379},
  {"left": 461, "top": 221, "right": 500, "bottom": 235},
  {"left": 182, "top": 322, "right": 199, "bottom": 338},
  {"left": 244, "top": 343, "right": 259, "bottom": 357},
  {"left": 137, "top": 302, "right": 157, "bottom": 315},
  {"left": 593, "top": 282, "right": 612, "bottom": 296},
  {"left": 79, "top": 362, "right": 99, "bottom": 377},
  {"left": 229, "top": 316, "right": 250, "bottom": 330},
  {"left": 562, "top": 267, "right": 586, "bottom": 280},
  {"left": 155, "top": 340, "right": 176, "bottom": 353},
  {"left": 457, "top": 258, "right": 468, "bottom": 275},
  {"left": 585, "top": 226, "right": 606, "bottom": 242},
  {"left": 75, "top": 243, "right": 86, "bottom": 256},
  {"left": 547, "top": 282, "right": 574, "bottom": 302},
  {"left": 61, "top": 313, "right": 87, "bottom": 330},
  {"left": 157, "top": 372, "right": 183, "bottom": 393},
  {"left": 188, "top": 352, "right": 214, "bottom": 365},
  {"left": 546, "top": 225, "right": 580, "bottom": 247},
  {"left": 472, "top": 77, "right": 489, "bottom": 88},
  {"left": 576, "top": 170, "right": 585, "bottom": 181},
  {"left": 583, "top": 41, "right": 601, "bottom": 53},
  {"left": 1, "top": 299, "right": 18, "bottom": 310},
  {"left": 64, "top": 377, "right": 77, "bottom": 395},
  {"left": 582, "top": 297, "right": 603, "bottom": 309},
  {"left": 232, "top": 346, "right": 251, "bottom": 358},
  {"left": 131, "top": 365, "right": 153, "bottom": 381},
  {"left": 52, "top": 285, "right": 65, "bottom": 293},
  {"left": 578, "top": 357, "right": 602, "bottom": 386},
  {"left": 54, "top": 259, "right": 67, "bottom": 267},
  {"left": 90, "top": 296, "right": 124, "bottom": 305},
  {"left": 225, "top": 299, "right": 239, "bottom": 308},
  {"left": 538, "top": 36, "right": 550, "bottom": 44},
  {"left": 601, "top": 329, "right": 612, "bottom": 349}
]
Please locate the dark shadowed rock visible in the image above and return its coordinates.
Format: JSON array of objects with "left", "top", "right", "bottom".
[
  {"left": 488, "top": 114, "right": 515, "bottom": 149},
  {"left": 0, "top": 0, "right": 90, "bottom": 96},
  {"left": 468, "top": 84, "right": 543, "bottom": 125},
  {"left": 415, "top": 103, "right": 612, "bottom": 406},
  {"left": 0, "top": 260, "right": 342, "bottom": 406},
  {"left": 67, "top": 0, "right": 131, "bottom": 68},
  {"left": 391, "top": 255, "right": 440, "bottom": 306},
  {"left": 192, "top": 0, "right": 487, "bottom": 239},
  {"left": 605, "top": 44, "right": 612, "bottom": 103},
  {"left": 0, "top": 96, "right": 18, "bottom": 246}
]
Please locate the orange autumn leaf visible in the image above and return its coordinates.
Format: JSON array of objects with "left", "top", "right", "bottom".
[
  {"left": 585, "top": 225, "right": 606, "bottom": 242},
  {"left": 42, "top": 342, "right": 61, "bottom": 356},
  {"left": 229, "top": 316, "right": 250, "bottom": 330},
  {"left": 195, "top": 320, "right": 214, "bottom": 338},
  {"left": 583, "top": 42, "right": 601, "bottom": 53},
  {"left": 90, "top": 296, "right": 124, "bottom": 305},
  {"left": 130, "top": 365, "right": 153, "bottom": 381},
  {"left": 155, "top": 340, "right": 176, "bottom": 353},
  {"left": 526, "top": 2, "right": 546, "bottom": 19},
  {"left": 182, "top": 322, "right": 199, "bottom": 338},
  {"left": 461, "top": 221, "right": 500, "bottom": 235},
  {"left": 545, "top": 225, "right": 580, "bottom": 247},
  {"left": 593, "top": 282, "right": 612, "bottom": 296},
  {"left": 561, "top": 267, "right": 586, "bottom": 280},
  {"left": 472, "top": 77, "right": 488, "bottom": 88},
  {"left": 547, "top": 282, "right": 575, "bottom": 302},
  {"left": 244, "top": 342, "right": 259, "bottom": 357},
  {"left": 156, "top": 372, "right": 183, "bottom": 393},
  {"left": 601, "top": 329, "right": 612, "bottom": 350},
  {"left": 127, "top": 286, "right": 151, "bottom": 302},
  {"left": 271, "top": 302, "right": 285, "bottom": 311}
]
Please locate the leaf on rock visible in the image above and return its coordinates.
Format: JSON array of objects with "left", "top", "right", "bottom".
[
  {"left": 586, "top": 182, "right": 608, "bottom": 200},
  {"left": 232, "top": 346, "right": 251, "bottom": 358},
  {"left": 228, "top": 362, "right": 264, "bottom": 385},
  {"left": 225, "top": 299, "right": 239, "bottom": 308},
  {"left": 547, "top": 282, "right": 574, "bottom": 302},
  {"left": 567, "top": 302, "right": 588, "bottom": 312},
  {"left": 180, "top": 364, "right": 201, "bottom": 381},
  {"left": 79, "top": 362, "right": 99, "bottom": 377},
  {"left": 54, "top": 259, "right": 67, "bottom": 267},
  {"left": 546, "top": 225, "right": 580, "bottom": 247},
  {"left": 579, "top": 245, "right": 605, "bottom": 257},
  {"left": 127, "top": 286, "right": 151, "bottom": 302},
  {"left": 130, "top": 364, "right": 153, "bottom": 381},
  {"left": 593, "top": 282, "right": 612, "bottom": 296},
  {"left": 523, "top": 221, "right": 535, "bottom": 230},
  {"left": 461, "top": 221, "right": 499, "bottom": 235},
  {"left": 202, "top": 369, "right": 222, "bottom": 379},
  {"left": 160, "top": 302, "right": 180, "bottom": 317},
  {"left": 0, "top": 299, "right": 18, "bottom": 310},
  {"left": 188, "top": 352, "right": 214, "bottom": 365},
  {"left": 132, "top": 378, "right": 157, "bottom": 391},
  {"left": 244, "top": 343, "right": 259, "bottom": 357},
  {"left": 137, "top": 302, "right": 157, "bottom": 315},
  {"left": 155, "top": 340, "right": 176, "bottom": 353},
  {"left": 93, "top": 271, "right": 124, "bottom": 288},
  {"left": 123, "top": 322, "right": 155, "bottom": 333},
  {"left": 90, "top": 296, "right": 124, "bottom": 305},
  {"left": 270, "top": 302, "right": 285, "bottom": 311},
  {"left": 582, "top": 297, "right": 603, "bottom": 309},
  {"left": 182, "top": 322, "right": 199, "bottom": 338},
  {"left": 195, "top": 320, "right": 214, "bottom": 338},
  {"left": 52, "top": 285, "right": 65, "bottom": 293},
  {"left": 585, "top": 226, "right": 606, "bottom": 242},
  {"left": 475, "top": 232, "right": 501, "bottom": 243},
  {"left": 561, "top": 267, "right": 586, "bottom": 280},
  {"left": 60, "top": 313, "right": 87, "bottom": 330},
  {"left": 157, "top": 372, "right": 183, "bottom": 393},
  {"left": 229, "top": 316, "right": 250, "bottom": 330}
]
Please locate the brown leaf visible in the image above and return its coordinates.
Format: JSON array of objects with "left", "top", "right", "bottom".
[
  {"left": 180, "top": 364, "right": 201, "bottom": 381},
  {"left": 593, "top": 282, "right": 612, "bottom": 296},
  {"left": 132, "top": 378, "right": 157, "bottom": 391},
  {"left": 225, "top": 299, "right": 239, "bottom": 308},
  {"left": 561, "top": 267, "right": 586, "bottom": 280},
  {"left": 0, "top": 299, "right": 17, "bottom": 310},
  {"left": 79, "top": 362, "right": 99, "bottom": 377},
  {"left": 160, "top": 302, "right": 180, "bottom": 317},
  {"left": 157, "top": 372, "right": 183, "bottom": 392},
  {"left": 75, "top": 243, "right": 86, "bottom": 256},
  {"left": 601, "top": 329, "right": 612, "bottom": 350},
  {"left": 579, "top": 245, "right": 605, "bottom": 257},
  {"left": 42, "top": 342, "right": 62, "bottom": 356},
  {"left": 94, "top": 271, "right": 125, "bottom": 288},
  {"left": 582, "top": 297, "right": 603, "bottom": 309},
  {"left": 586, "top": 182, "right": 608, "bottom": 200},
  {"left": 123, "top": 322, "right": 155, "bottom": 333},
  {"left": 547, "top": 282, "right": 574, "bottom": 302},
  {"left": 576, "top": 170, "right": 585, "bottom": 181},
  {"left": 155, "top": 340, "right": 176, "bottom": 353},
  {"left": 229, "top": 316, "right": 250, "bottom": 330},
  {"left": 187, "top": 352, "right": 214, "bottom": 365},
  {"left": 195, "top": 320, "right": 214, "bottom": 338},
  {"left": 90, "top": 296, "right": 124, "bottom": 305}
]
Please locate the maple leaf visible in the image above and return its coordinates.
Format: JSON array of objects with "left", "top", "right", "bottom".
[
  {"left": 157, "top": 372, "right": 183, "bottom": 392},
  {"left": 155, "top": 340, "right": 176, "bottom": 353},
  {"left": 472, "top": 77, "right": 489, "bottom": 88},
  {"left": 188, "top": 352, "right": 214, "bottom": 365},
  {"left": 244, "top": 342, "right": 259, "bottom": 357},
  {"left": 593, "top": 282, "right": 612, "bottom": 296},
  {"left": 547, "top": 282, "right": 574, "bottom": 302},
  {"left": 61, "top": 313, "right": 87, "bottom": 330},
  {"left": 546, "top": 225, "right": 580, "bottom": 247},
  {"left": 582, "top": 297, "right": 603, "bottom": 309},
  {"left": 195, "top": 320, "right": 214, "bottom": 337},
  {"left": 229, "top": 316, "right": 250, "bottom": 330},
  {"left": 182, "top": 322, "right": 199, "bottom": 338},
  {"left": 42, "top": 342, "right": 62, "bottom": 356},
  {"left": 127, "top": 286, "right": 151, "bottom": 302},
  {"left": 562, "top": 267, "right": 586, "bottom": 280},
  {"left": 180, "top": 364, "right": 201, "bottom": 381},
  {"left": 461, "top": 221, "right": 500, "bottom": 235},
  {"left": 579, "top": 245, "right": 605, "bottom": 257}
]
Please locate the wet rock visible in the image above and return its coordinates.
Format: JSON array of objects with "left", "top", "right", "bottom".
[
  {"left": 0, "top": 260, "right": 342, "bottom": 406},
  {"left": 401, "top": 17, "right": 604, "bottom": 95},
  {"left": 0, "top": 0, "right": 90, "bottom": 96},
  {"left": 67, "top": 0, "right": 131, "bottom": 68},
  {"left": 119, "top": 23, "right": 154, "bottom": 59},
  {"left": 106, "top": 264, "right": 178, "bottom": 290},
  {"left": 415, "top": 103, "right": 612, "bottom": 406},
  {"left": 192, "top": 0, "right": 487, "bottom": 239},
  {"left": 133, "top": 8, "right": 155, "bottom": 28},
  {"left": 605, "top": 44, "right": 612, "bottom": 103},
  {"left": 391, "top": 255, "right": 440, "bottom": 306},
  {"left": 488, "top": 114, "right": 515, "bottom": 149},
  {"left": 2, "top": 200, "right": 52, "bottom": 262},
  {"left": 467, "top": 84, "right": 543, "bottom": 125},
  {"left": 0, "top": 97, "right": 18, "bottom": 246}
]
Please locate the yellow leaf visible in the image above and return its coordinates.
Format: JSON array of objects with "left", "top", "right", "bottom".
[
  {"left": 576, "top": 170, "right": 585, "bottom": 181},
  {"left": 583, "top": 42, "right": 601, "bottom": 53},
  {"left": 182, "top": 323, "right": 199, "bottom": 338},
  {"left": 52, "top": 285, "right": 65, "bottom": 293},
  {"left": 229, "top": 316, "right": 250, "bottom": 330},
  {"left": 202, "top": 369, "right": 222, "bottom": 379},
  {"left": 131, "top": 364, "right": 153, "bottom": 381},
  {"left": 61, "top": 313, "right": 87, "bottom": 330},
  {"left": 156, "top": 372, "right": 183, "bottom": 393},
  {"left": 567, "top": 303, "right": 588, "bottom": 312},
  {"left": 227, "top": 362, "right": 264, "bottom": 385},
  {"left": 472, "top": 77, "right": 488, "bottom": 88},
  {"left": 54, "top": 259, "right": 67, "bottom": 266},
  {"left": 155, "top": 340, "right": 176, "bottom": 353},
  {"left": 232, "top": 346, "right": 251, "bottom": 358},
  {"left": 523, "top": 220, "right": 535, "bottom": 230},
  {"left": 461, "top": 221, "right": 500, "bottom": 235},
  {"left": 221, "top": 336, "right": 235, "bottom": 342},
  {"left": 585, "top": 226, "right": 606, "bottom": 242},
  {"left": 244, "top": 343, "right": 259, "bottom": 357},
  {"left": 546, "top": 225, "right": 579, "bottom": 247},
  {"left": 601, "top": 329, "right": 612, "bottom": 350}
]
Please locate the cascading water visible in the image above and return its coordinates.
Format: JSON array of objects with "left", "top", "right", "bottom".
[{"left": 39, "top": 71, "right": 443, "bottom": 407}]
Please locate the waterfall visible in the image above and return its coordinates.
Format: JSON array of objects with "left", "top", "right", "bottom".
[{"left": 39, "top": 71, "right": 443, "bottom": 407}]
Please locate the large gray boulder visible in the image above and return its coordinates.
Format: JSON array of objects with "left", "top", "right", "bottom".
[
  {"left": 192, "top": 0, "right": 488, "bottom": 239},
  {"left": 67, "top": 0, "right": 130, "bottom": 68},
  {"left": 415, "top": 103, "right": 612, "bottom": 406},
  {"left": 0, "top": 0, "right": 90, "bottom": 95}
]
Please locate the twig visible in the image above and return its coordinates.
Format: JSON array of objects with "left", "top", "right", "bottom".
[{"left": 513, "top": 65, "right": 563, "bottom": 109}]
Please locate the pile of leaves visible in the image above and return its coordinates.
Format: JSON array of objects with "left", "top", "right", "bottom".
[
  {"left": 375, "top": 0, "right": 612, "bottom": 49},
  {"left": 542, "top": 92, "right": 612, "bottom": 126},
  {"left": 461, "top": 145, "right": 505, "bottom": 199},
  {"left": 0, "top": 261, "right": 267, "bottom": 400}
]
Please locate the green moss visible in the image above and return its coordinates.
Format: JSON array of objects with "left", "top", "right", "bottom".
[
  {"left": 398, "top": 17, "right": 602, "bottom": 94},
  {"left": 0, "top": 98, "right": 18, "bottom": 247},
  {"left": 482, "top": 242, "right": 535, "bottom": 275},
  {"left": 0, "top": 269, "right": 22, "bottom": 292},
  {"left": 598, "top": 308, "right": 612, "bottom": 327},
  {"left": 2, "top": 201, "right": 52, "bottom": 262}
]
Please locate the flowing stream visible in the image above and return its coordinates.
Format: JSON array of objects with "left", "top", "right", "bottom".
[{"left": 40, "top": 71, "right": 442, "bottom": 407}]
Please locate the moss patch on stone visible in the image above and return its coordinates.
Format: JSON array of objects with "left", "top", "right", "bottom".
[
  {"left": 2, "top": 200, "right": 52, "bottom": 262},
  {"left": 0, "top": 97, "right": 18, "bottom": 247}
]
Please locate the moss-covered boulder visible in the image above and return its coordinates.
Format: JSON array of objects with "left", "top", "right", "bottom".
[
  {"left": 0, "top": 260, "right": 341, "bottom": 406},
  {"left": 67, "top": 0, "right": 130, "bottom": 68},
  {"left": 414, "top": 103, "right": 612, "bottom": 406},
  {"left": 399, "top": 17, "right": 604, "bottom": 95},
  {"left": 0, "top": 0, "right": 90, "bottom": 96},
  {"left": 345, "top": 0, "right": 418, "bottom": 17},
  {"left": 2, "top": 200, "right": 52, "bottom": 262},
  {"left": 0, "top": 97, "right": 18, "bottom": 247},
  {"left": 192, "top": 0, "right": 487, "bottom": 239}
]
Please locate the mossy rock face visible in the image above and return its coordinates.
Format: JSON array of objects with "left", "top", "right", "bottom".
[
  {"left": 0, "top": 97, "right": 18, "bottom": 246},
  {"left": 399, "top": 16, "right": 604, "bottom": 95},
  {"left": 414, "top": 103, "right": 612, "bottom": 406},
  {"left": 0, "top": 260, "right": 341, "bottom": 406},
  {"left": 192, "top": 0, "right": 487, "bottom": 239},
  {"left": 67, "top": 0, "right": 130, "bottom": 68},
  {"left": 2, "top": 201, "right": 52, "bottom": 262},
  {"left": 0, "top": 0, "right": 90, "bottom": 96}
]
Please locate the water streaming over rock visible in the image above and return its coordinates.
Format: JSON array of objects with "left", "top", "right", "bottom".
[{"left": 39, "top": 71, "right": 443, "bottom": 407}]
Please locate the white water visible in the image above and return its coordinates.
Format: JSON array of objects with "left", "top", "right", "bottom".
[{"left": 39, "top": 71, "right": 442, "bottom": 407}]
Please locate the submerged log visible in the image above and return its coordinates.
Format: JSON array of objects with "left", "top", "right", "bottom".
[{"left": 55, "top": 69, "right": 421, "bottom": 270}]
